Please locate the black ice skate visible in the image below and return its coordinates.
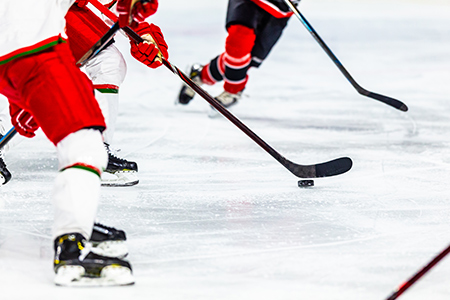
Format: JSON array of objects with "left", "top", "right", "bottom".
[
  {"left": 53, "top": 233, "right": 134, "bottom": 286},
  {"left": 102, "top": 143, "right": 139, "bottom": 187},
  {"left": 177, "top": 63, "right": 203, "bottom": 105},
  {"left": 209, "top": 90, "right": 243, "bottom": 118},
  {"left": 90, "top": 223, "right": 128, "bottom": 258},
  {"left": 0, "top": 135, "right": 12, "bottom": 185}
]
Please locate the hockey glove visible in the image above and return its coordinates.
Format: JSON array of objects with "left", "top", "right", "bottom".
[
  {"left": 74, "top": 0, "right": 89, "bottom": 8},
  {"left": 117, "top": 0, "right": 158, "bottom": 28},
  {"left": 9, "top": 104, "right": 39, "bottom": 138},
  {"left": 130, "top": 22, "right": 168, "bottom": 69}
]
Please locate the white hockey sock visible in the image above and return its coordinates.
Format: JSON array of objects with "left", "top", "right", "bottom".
[
  {"left": 52, "top": 129, "right": 107, "bottom": 240},
  {"left": 52, "top": 168, "right": 101, "bottom": 239}
]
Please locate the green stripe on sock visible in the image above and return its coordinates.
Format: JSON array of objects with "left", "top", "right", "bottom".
[
  {"left": 61, "top": 165, "right": 101, "bottom": 178},
  {"left": 96, "top": 88, "right": 119, "bottom": 94}
]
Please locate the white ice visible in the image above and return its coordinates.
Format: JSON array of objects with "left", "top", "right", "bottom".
[{"left": 1, "top": 0, "right": 450, "bottom": 299}]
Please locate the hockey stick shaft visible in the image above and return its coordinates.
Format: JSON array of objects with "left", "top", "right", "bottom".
[
  {"left": 283, "top": 0, "right": 408, "bottom": 112},
  {"left": 385, "top": 243, "right": 450, "bottom": 300},
  {"left": 89, "top": 0, "right": 352, "bottom": 178},
  {"left": 76, "top": 21, "right": 120, "bottom": 67},
  {"left": 0, "top": 127, "right": 17, "bottom": 151}
]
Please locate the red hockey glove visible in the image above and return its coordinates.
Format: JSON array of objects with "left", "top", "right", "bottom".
[
  {"left": 133, "top": 0, "right": 158, "bottom": 22},
  {"left": 117, "top": 0, "right": 158, "bottom": 28},
  {"left": 9, "top": 104, "right": 39, "bottom": 138},
  {"left": 74, "top": 0, "right": 89, "bottom": 8},
  {"left": 130, "top": 22, "right": 168, "bottom": 68}
]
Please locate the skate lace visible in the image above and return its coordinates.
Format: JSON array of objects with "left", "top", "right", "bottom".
[
  {"left": 94, "top": 222, "right": 118, "bottom": 233},
  {"left": 105, "top": 144, "right": 127, "bottom": 163}
]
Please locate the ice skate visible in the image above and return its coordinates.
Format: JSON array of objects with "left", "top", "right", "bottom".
[
  {"left": 0, "top": 135, "right": 12, "bottom": 185},
  {"left": 90, "top": 223, "right": 128, "bottom": 258},
  {"left": 102, "top": 143, "right": 139, "bottom": 187},
  {"left": 177, "top": 63, "right": 203, "bottom": 105},
  {"left": 53, "top": 233, "right": 134, "bottom": 287},
  {"left": 208, "top": 90, "right": 242, "bottom": 118}
]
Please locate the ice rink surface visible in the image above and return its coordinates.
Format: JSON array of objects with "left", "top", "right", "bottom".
[{"left": 1, "top": 0, "right": 450, "bottom": 299}]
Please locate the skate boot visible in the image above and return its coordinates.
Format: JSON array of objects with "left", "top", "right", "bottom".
[
  {"left": 53, "top": 233, "right": 134, "bottom": 286},
  {"left": 209, "top": 90, "right": 242, "bottom": 118},
  {"left": 90, "top": 223, "right": 128, "bottom": 258},
  {"left": 177, "top": 63, "right": 203, "bottom": 105},
  {"left": 0, "top": 135, "right": 12, "bottom": 185},
  {"left": 102, "top": 143, "right": 139, "bottom": 187}
]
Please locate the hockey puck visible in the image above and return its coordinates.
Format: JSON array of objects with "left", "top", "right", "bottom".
[{"left": 298, "top": 180, "right": 314, "bottom": 187}]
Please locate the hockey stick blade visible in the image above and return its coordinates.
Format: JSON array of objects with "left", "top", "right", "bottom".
[
  {"left": 363, "top": 90, "right": 408, "bottom": 112},
  {"left": 282, "top": 156, "right": 352, "bottom": 178},
  {"left": 284, "top": 0, "right": 408, "bottom": 112}
]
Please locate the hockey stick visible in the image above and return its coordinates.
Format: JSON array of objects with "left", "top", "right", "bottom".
[
  {"left": 89, "top": 0, "right": 352, "bottom": 178},
  {"left": 283, "top": 0, "right": 408, "bottom": 112},
  {"left": 0, "top": 127, "right": 17, "bottom": 151},
  {"left": 385, "top": 243, "right": 450, "bottom": 300},
  {"left": 76, "top": 21, "right": 120, "bottom": 67}
]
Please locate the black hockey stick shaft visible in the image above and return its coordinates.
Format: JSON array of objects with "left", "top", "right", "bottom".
[
  {"left": 0, "top": 127, "right": 17, "bottom": 151},
  {"left": 76, "top": 21, "right": 120, "bottom": 67},
  {"left": 122, "top": 27, "right": 352, "bottom": 178},
  {"left": 284, "top": 0, "right": 408, "bottom": 112},
  {"left": 385, "top": 243, "right": 450, "bottom": 300}
]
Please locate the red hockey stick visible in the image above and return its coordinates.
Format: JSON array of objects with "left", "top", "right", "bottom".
[{"left": 386, "top": 243, "right": 450, "bottom": 300}]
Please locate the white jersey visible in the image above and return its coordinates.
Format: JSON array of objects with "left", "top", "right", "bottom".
[{"left": 0, "top": 0, "right": 75, "bottom": 63}]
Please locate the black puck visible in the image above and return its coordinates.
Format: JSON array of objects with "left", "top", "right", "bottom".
[{"left": 298, "top": 180, "right": 314, "bottom": 187}]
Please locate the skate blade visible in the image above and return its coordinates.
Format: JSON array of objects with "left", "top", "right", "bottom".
[
  {"left": 0, "top": 174, "right": 5, "bottom": 185},
  {"left": 55, "top": 266, "right": 134, "bottom": 287},
  {"left": 101, "top": 171, "right": 139, "bottom": 187},
  {"left": 91, "top": 241, "right": 129, "bottom": 258}
]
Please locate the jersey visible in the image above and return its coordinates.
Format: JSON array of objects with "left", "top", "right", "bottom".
[
  {"left": 0, "top": 0, "right": 75, "bottom": 65},
  {"left": 249, "top": 0, "right": 300, "bottom": 18}
]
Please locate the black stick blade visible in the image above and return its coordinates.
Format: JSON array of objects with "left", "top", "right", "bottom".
[
  {"left": 315, "top": 157, "right": 353, "bottom": 178},
  {"left": 365, "top": 91, "right": 408, "bottom": 112},
  {"left": 284, "top": 157, "right": 353, "bottom": 178}
]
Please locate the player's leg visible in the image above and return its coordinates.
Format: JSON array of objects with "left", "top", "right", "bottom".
[
  {"left": 250, "top": 12, "right": 290, "bottom": 69},
  {"left": 177, "top": 0, "right": 258, "bottom": 107},
  {"left": 84, "top": 45, "right": 139, "bottom": 187},
  {"left": 67, "top": 6, "right": 138, "bottom": 186},
  {"left": 0, "top": 42, "right": 133, "bottom": 285}
]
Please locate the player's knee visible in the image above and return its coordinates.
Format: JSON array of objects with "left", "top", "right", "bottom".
[
  {"left": 56, "top": 128, "right": 107, "bottom": 176},
  {"left": 225, "top": 25, "right": 256, "bottom": 58},
  {"left": 88, "top": 46, "right": 127, "bottom": 86}
]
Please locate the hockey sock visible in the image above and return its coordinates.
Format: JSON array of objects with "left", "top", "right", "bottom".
[
  {"left": 94, "top": 86, "right": 119, "bottom": 145},
  {"left": 201, "top": 53, "right": 225, "bottom": 85},
  {"left": 52, "top": 129, "right": 107, "bottom": 240},
  {"left": 223, "top": 24, "right": 256, "bottom": 94}
]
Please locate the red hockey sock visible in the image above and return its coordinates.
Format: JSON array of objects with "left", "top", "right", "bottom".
[{"left": 223, "top": 25, "right": 256, "bottom": 94}]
